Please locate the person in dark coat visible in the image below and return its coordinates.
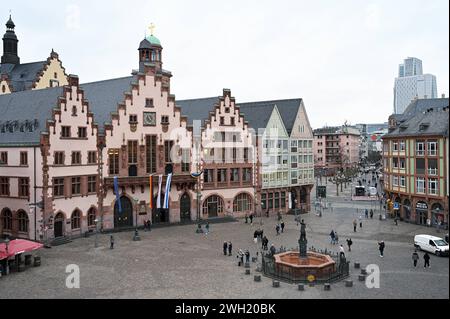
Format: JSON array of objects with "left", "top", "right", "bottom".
[
  {"left": 280, "top": 221, "right": 285, "bottom": 233},
  {"left": 370, "top": 209, "right": 374, "bottom": 219},
  {"left": 223, "top": 241, "right": 228, "bottom": 256},
  {"left": 228, "top": 242, "right": 233, "bottom": 256},
  {"left": 249, "top": 214, "right": 254, "bottom": 224},
  {"left": 245, "top": 250, "right": 250, "bottom": 263},
  {"left": 347, "top": 238, "right": 353, "bottom": 251},
  {"left": 424, "top": 252, "right": 431, "bottom": 268},
  {"left": 110, "top": 235, "right": 114, "bottom": 249},
  {"left": 378, "top": 241, "right": 385, "bottom": 257},
  {"left": 245, "top": 214, "right": 248, "bottom": 224},
  {"left": 353, "top": 219, "right": 357, "bottom": 232},
  {"left": 412, "top": 250, "right": 419, "bottom": 267},
  {"left": 275, "top": 224, "right": 280, "bottom": 235},
  {"left": 269, "top": 244, "right": 276, "bottom": 256}
]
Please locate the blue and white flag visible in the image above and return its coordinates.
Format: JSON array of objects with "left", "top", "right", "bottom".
[
  {"left": 157, "top": 175, "right": 163, "bottom": 209},
  {"left": 288, "top": 192, "right": 292, "bottom": 209},
  {"left": 114, "top": 176, "right": 122, "bottom": 213},
  {"left": 163, "top": 173, "right": 173, "bottom": 209}
]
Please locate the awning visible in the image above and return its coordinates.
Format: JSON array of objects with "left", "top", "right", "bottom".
[{"left": 0, "top": 239, "right": 43, "bottom": 260}]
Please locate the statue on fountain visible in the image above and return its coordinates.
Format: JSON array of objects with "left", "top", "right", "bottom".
[{"left": 298, "top": 219, "right": 308, "bottom": 258}]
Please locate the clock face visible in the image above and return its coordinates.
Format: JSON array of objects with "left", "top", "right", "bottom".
[{"left": 143, "top": 112, "right": 156, "bottom": 126}]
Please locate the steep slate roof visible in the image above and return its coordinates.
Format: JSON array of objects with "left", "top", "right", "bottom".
[
  {"left": 0, "top": 61, "right": 47, "bottom": 92},
  {"left": 0, "top": 76, "right": 135, "bottom": 146},
  {"left": 176, "top": 97, "right": 220, "bottom": 127},
  {"left": 384, "top": 107, "right": 449, "bottom": 138},
  {"left": 399, "top": 98, "right": 449, "bottom": 121},
  {"left": 0, "top": 86, "right": 63, "bottom": 146},
  {"left": 80, "top": 76, "right": 135, "bottom": 132},
  {"left": 238, "top": 99, "right": 302, "bottom": 134},
  {"left": 238, "top": 103, "right": 276, "bottom": 132}
]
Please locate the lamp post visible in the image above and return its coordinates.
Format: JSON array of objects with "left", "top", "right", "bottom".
[
  {"left": 4, "top": 237, "right": 10, "bottom": 275},
  {"left": 94, "top": 218, "right": 99, "bottom": 248},
  {"left": 133, "top": 198, "right": 141, "bottom": 241}
]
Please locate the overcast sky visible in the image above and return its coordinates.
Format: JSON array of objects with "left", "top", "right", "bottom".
[{"left": 5, "top": 0, "right": 449, "bottom": 128}]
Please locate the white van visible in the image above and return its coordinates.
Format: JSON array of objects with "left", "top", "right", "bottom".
[{"left": 414, "top": 235, "right": 449, "bottom": 256}]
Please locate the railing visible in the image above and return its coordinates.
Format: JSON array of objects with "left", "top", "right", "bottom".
[{"left": 261, "top": 247, "right": 350, "bottom": 284}]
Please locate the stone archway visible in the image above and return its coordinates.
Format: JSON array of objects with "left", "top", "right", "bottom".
[
  {"left": 114, "top": 196, "right": 133, "bottom": 228},
  {"left": 180, "top": 193, "right": 191, "bottom": 222},
  {"left": 54, "top": 212, "right": 65, "bottom": 238}
]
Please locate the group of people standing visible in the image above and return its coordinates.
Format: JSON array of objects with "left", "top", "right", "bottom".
[{"left": 222, "top": 241, "right": 233, "bottom": 256}]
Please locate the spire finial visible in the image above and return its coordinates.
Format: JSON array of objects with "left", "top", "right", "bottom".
[{"left": 148, "top": 23, "right": 155, "bottom": 36}]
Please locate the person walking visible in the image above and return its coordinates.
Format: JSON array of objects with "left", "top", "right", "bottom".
[
  {"left": 335, "top": 231, "right": 339, "bottom": 244},
  {"left": 280, "top": 220, "right": 285, "bottom": 233},
  {"left": 359, "top": 216, "right": 363, "bottom": 229},
  {"left": 370, "top": 209, "right": 374, "bottom": 219},
  {"left": 228, "top": 242, "right": 233, "bottom": 256},
  {"left": 412, "top": 250, "right": 419, "bottom": 267},
  {"left": 262, "top": 236, "right": 268, "bottom": 250},
  {"left": 329, "top": 230, "right": 336, "bottom": 245},
  {"left": 237, "top": 249, "right": 244, "bottom": 266},
  {"left": 249, "top": 213, "right": 254, "bottom": 225},
  {"left": 205, "top": 222, "right": 210, "bottom": 235},
  {"left": 275, "top": 224, "right": 280, "bottom": 236},
  {"left": 424, "top": 252, "right": 431, "bottom": 268},
  {"left": 394, "top": 217, "right": 398, "bottom": 226},
  {"left": 223, "top": 241, "right": 228, "bottom": 256},
  {"left": 245, "top": 213, "right": 248, "bottom": 224},
  {"left": 346, "top": 238, "right": 353, "bottom": 252},
  {"left": 365, "top": 209, "right": 369, "bottom": 219},
  {"left": 110, "top": 235, "right": 114, "bottom": 249},
  {"left": 378, "top": 241, "right": 385, "bottom": 257},
  {"left": 270, "top": 244, "right": 276, "bottom": 256},
  {"left": 245, "top": 250, "right": 250, "bottom": 263},
  {"left": 353, "top": 219, "right": 357, "bottom": 232}
]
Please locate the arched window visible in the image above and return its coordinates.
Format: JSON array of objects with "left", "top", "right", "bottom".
[
  {"left": 233, "top": 193, "right": 252, "bottom": 212},
  {"left": 1, "top": 208, "right": 12, "bottom": 230},
  {"left": 17, "top": 210, "right": 29, "bottom": 233},
  {"left": 87, "top": 208, "right": 96, "bottom": 227},
  {"left": 71, "top": 210, "right": 81, "bottom": 230},
  {"left": 202, "top": 195, "right": 224, "bottom": 215}
]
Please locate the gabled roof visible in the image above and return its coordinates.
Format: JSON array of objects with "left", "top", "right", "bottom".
[
  {"left": 176, "top": 97, "right": 220, "bottom": 127},
  {"left": 0, "top": 61, "right": 47, "bottom": 92},
  {"left": 238, "top": 99, "right": 302, "bottom": 134},
  {"left": 238, "top": 103, "right": 276, "bottom": 133}
]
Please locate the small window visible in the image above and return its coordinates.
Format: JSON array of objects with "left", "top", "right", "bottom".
[
  {"left": 230, "top": 117, "right": 235, "bottom": 126},
  {"left": 129, "top": 115, "right": 138, "bottom": 124},
  {"left": 0, "top": 152, "right": 8, "bottom": 165},
  {"left": 78, "top": 127, "right": 87, "bottom": 138},
  {"left": 71, "top": 151, "right": 81, "bottom": 165},
  {"left": 54, "top": 152, "right": 65, "bottom": 165},
  {"left": 145, "top": 98, "right": 154, "bottom": 108},
  {"left": 88, "top": 176, "right": 97, "bottom": 193},
  {"left": 54, "top": 72, "right": 58, "bottom": 79},
  {"left": 20, "top": 151, "right": 28, "bottom": 166},
  {"left": 61, "top": 126, "right": 71, "bottom": 138},
  {"left": 161, "top": 116, "right": 169, "bottom": 125},
  {"left": 88, "top": 151, "right": 97, "bottom": 164},
  {"left": 71, "top": 177, "right": 81, "bottom": 195},
  {"left": 1, "top": 85, "right": 5, "bottom": 93},
  {"left": 220, "top": 117, "right": 225, "bottom": 125},
  {"left": 225, "top": 107, "right": 230, "bottom": 113}
]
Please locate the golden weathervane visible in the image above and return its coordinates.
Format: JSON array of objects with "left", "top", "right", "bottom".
[{"left": 149, "top": 23, "right": 156, "bottom": 36}]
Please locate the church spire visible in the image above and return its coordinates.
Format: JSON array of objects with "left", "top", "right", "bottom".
[{"left": 1, "top": 14, "right": 20, "bottom": 65}]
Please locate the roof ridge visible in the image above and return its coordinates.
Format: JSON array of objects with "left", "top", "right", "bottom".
[
  {"left": 238, "top": 98, "right": 302, "bottom": 105},
  {"left": 177, "top": 96, "right": 219, "bottom": 102},
  {"left": 80, "top": 75, "right": 134, "bottom": 86},
  {"left": 9, "top": 61, "right": 46, "bottom": 66}
]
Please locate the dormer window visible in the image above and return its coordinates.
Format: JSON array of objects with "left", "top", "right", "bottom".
[
  {"left": 145, "top": 98, "right": 154, "bottom": 108},
  {"left": 419, "top": 123, "right": 430, "bottom": 131}
]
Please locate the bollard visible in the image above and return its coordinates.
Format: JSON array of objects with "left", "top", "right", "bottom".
[
  {"left": 345, "top": 280, "right": 353, "bottom": 287},
  {"left": 254, "top": 275, "right": 261, "bottom": 282},
  {"left": 324, "top": 283, "right": 331, "bottom": 291},
  {"left": 245, "top": 262, "right": 250, "bottom": 269},
  {"left": 245, "top": 269, "right": 251, "bottom": 275},
  {"left": 361, "top": 268, "right": 367, "bottom": 275},
  {"left": 272, "top": 281, "right": 280, "bottom": 288},
  {"left": 354, "top": 262, "right": 360, "bottom": 269},
  {"left": 298, "top": 284, "right": 305, "bottom": 291},
  {"left": 358, "top": 274, "right": 366, "bottom": 281},
  {"left": 33, "top": 256, "right": 41, "bottom": 267}
]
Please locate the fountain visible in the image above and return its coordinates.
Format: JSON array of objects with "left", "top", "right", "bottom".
[{"left": 270, "top": 220, "right": 340, "bottom": 282}]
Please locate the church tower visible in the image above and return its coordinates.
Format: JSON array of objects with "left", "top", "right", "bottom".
[
  {"left": 138, "top": 24, "right": 162, "bottom": 72},
  {"left": 1, "top": 15, "right": 20, "bottom": 65}
]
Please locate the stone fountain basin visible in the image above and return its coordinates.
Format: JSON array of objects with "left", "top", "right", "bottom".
[{"left": 274, "top": 251, "right": 336, "bottom": 279}]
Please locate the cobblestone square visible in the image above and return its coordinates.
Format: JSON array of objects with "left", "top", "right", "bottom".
[{"left": 1, "top": 189, "right": 448, "bottom": 299}]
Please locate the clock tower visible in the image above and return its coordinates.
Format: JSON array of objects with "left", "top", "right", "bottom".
[{"left": 138, "top": 24, "right": 163, "bottom": 72}]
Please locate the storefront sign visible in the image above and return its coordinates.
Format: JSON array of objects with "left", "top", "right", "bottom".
[{"left": 416, "top": 202, "right": 428, "bottom": 210}]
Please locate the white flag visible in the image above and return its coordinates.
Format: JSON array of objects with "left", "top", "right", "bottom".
[
  {"left": 163, "top": 173, "right": 173, "bottom": 209},
  {"left": 157, "top": 175, "right": 163, "bottom": 209}
]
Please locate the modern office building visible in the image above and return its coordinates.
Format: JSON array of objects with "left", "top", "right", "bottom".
[{"left": 394, "top": 57, "right": 437, "bottom": 114}]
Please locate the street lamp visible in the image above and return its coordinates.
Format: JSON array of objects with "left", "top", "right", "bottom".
[
  {"left": 133, "top": 198, "right": 141, "bottom": 241},
  {"left": 94, "top": 218, "right": 99, "bottom": 248},
  {"left": 4, "top": 237, "right": 10, "bottom": 275}
]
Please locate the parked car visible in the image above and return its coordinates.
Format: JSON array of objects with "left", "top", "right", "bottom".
[{"left": 414, "top": 235, "right": 449, "bottom": 257}]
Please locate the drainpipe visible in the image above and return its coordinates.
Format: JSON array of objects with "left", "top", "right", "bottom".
[{"left": 34, "top": 146, "right": 37, "bottom": 241}]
